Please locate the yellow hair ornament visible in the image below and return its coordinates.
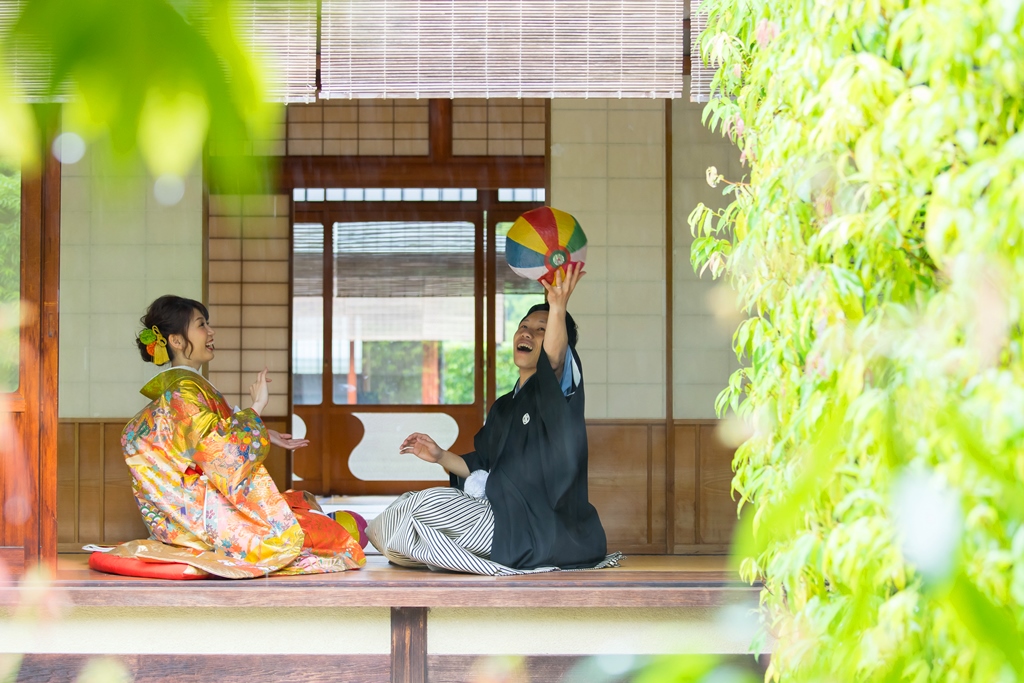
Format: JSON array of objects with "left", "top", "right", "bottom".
[{"left": 140, "top": 326, "right": 170, "bottom": 365}]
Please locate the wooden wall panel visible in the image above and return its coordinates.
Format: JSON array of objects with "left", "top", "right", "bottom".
[
  {"left": 580, "top": 418, "right": 737, "bottom": 555},
  {"left": 76, "top": 423, "right": 103, "bottom": 543},
  {"left": 649, "top": 424, "right": 667, "bottom": 548},
  {"left": 587, "top": 421, "right": 665, "bottom": 554},
  {"left": 698, "top": 424, "right": 738, "bottom": 545},
  {"left": 673, "top": 424, "right": 698, "bottom": 549},
  {"left": 103, "top": 421, "right": 147, "bottom": 543},
  {"left": 57, "top": 422, "right": 76, "bottom": 544}
]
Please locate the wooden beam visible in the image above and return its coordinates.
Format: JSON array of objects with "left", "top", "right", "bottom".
[
  {"left": 275, "top": 155, "right": 545, "bottom": 191},
  {"left": 12, "top": 653, "right": 768, "bottom": 683},
  {"left": 391, "top": 606, "right": 428, "bottom": 683},
  {"left": 15, "top": 655, "right": 389, "bottom": 683},
  {"left": 429, "top": 99, "right": 453, "bottom": 162}
]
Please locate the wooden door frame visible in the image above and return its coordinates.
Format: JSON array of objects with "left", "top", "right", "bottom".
[
  {"left": 0, "top": 150, "right": 60, "bottom": 571},
  {"left": 288, "top": 194, "right": 540, "bottom": 495}
]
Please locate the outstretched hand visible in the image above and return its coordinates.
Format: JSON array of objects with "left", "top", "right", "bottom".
[
  {"left": 400, "top": 432, "right": 443, "bottom": 463},
  {"left": 249, "top": 368, "right": 270, "bottom": 415},
  {"left": 268, "top": 429, "right": 310, "bottom": 450},
  {"left": 542, "top": 262, "right": 586, "bottom": 310}
]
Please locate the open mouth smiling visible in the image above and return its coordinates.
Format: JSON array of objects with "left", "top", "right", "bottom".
[{"left": 516, "top": 341, "right": 534, "bottom": 352}]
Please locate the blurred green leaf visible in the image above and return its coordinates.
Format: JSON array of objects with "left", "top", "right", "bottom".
[
  {"left": 0, "top": 0, "right": 272, "bottom": 185},
  {"left": 690, "top": 0, "right": 1024, "bottom": 679},
  {"left": 948, "top": 573, "right": 1024, "bottom": 676}
]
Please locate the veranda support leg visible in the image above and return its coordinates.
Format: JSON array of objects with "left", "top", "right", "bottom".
[{"left": 391, "top": 606, "right": 428, "bottom": 683}]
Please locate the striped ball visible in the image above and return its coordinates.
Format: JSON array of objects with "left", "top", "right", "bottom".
[
  {"left": 331, "top": 510, "right": 369, "bottom": 549},
  {"left": 505, "top": 207, "right": 587, "bottom": 284}
]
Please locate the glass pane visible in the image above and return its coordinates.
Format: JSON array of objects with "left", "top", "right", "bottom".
[
  {"left": 332, "top": 221, "right": 476, "bottom": 405},
  {"left": 292, "top": 223, "right": 324, "bottom": 405},
  {"left": 0, "top": 160, "right": 20, "bottom": 393},
  {"left": 496, "top": 221, "right": 544, "bottom": 394}
]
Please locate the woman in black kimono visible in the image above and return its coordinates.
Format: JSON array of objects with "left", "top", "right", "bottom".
[{"left": 366, "top": 263, "right": 616, "bottom": 575}]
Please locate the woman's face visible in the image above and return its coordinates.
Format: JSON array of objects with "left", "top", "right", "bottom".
[
  {"left": 513, "top": 311, "right": 547, "bottom": 371},
  {"left": 175, "top": 308, "right": 215, "bottom": 367}
]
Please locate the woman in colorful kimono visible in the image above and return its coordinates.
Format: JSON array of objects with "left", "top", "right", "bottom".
[
  {"left": 367, "top": 264, "right": 617, "bottom": 575},
  {"left": 109, "top": 295, "right": 365, "bottom": 579}
]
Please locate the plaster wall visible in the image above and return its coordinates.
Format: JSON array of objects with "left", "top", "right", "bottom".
[
  {"left": 671, "top": 83, "right": 745, "bottom": 419},
  {"left": 58, "top": 140, "right": 204, "bottom": 419},
  {"left": 550, "top": 99, "right": 668, "bottom": 420},
  {"left": 0, "top": 607, "right": 390, "bottom": 655},
  {"left": 550, "top": 94, "right": 742, "bottom": 420},
  {"left": 0, "top": 606, "right": 761, "bottom": 656}
]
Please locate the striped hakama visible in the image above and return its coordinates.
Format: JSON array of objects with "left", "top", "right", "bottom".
[
  {"left": 367, "top": 487, "right": 622, "bottom": 576},
  {"left": 366, "top": 487, "right": 551, "bottom": 576}
]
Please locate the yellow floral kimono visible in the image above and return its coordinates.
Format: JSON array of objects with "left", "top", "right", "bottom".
[{"left": 116, "top": 367, "right": 364, "bottom": 578}]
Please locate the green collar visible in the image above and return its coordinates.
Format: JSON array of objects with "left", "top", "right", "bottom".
[{"left": 140, "top": 366, "right": 210, "bottom": 400}]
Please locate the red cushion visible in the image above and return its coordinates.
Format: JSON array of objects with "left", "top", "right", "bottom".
[{"left": 88, "top": 552, "right": 209, "bottom": 580}]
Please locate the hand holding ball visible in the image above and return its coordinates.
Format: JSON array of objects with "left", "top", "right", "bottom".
[{"left": 505, "top": 207, "right": 587, "bottom": 284}]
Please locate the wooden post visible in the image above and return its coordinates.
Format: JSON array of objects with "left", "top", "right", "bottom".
[
  {"left": 391, "top": 607, "right": 427, "bottom": 683},
  {"left": 348, "top": 339, "right": 357, "bottom": 404},
  {"left": 422, "top": 341, "right": 439, "bottom": 404}
]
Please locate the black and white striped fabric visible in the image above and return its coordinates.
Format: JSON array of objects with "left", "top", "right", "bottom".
[
  {"left": 367, "top": 487, "right": 622, "bottom": 576},
  {"left": 366, "top": 487, "right": 552, "bottom": 576}
]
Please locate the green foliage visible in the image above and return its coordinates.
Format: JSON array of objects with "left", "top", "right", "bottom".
[
  {"left": 440, "top": 295, "right": 547, "bottom": 405},
  {"left": 690, "top": 0, "right": 1024, "bottom": 680},
  {"left": 441, "top": 342, "right": 475, "bottom": 404},
  {"left": 356, "top": 341, "right": 423, "bottom": 404},
  {"left": 0, "top": 159, "right": 18, "bottom": 391},
  {"left": 355, "top": 340, "right": 479, "bottom": 406},
  {"left": 497, "top": 294, "right": 543, "bottom": 392},
  {"left": 0, "top": 0, "right": 273, "bottom": 186}
]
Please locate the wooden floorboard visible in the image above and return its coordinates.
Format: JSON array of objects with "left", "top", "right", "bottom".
[{"left": 32, "top": 555, "right": 756, "bottom": 609}]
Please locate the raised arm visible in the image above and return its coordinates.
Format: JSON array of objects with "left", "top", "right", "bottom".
[
  {"left": 540, "top": 263, "right": 585, "bottom": 379},
  {"left": 248, "top": 368, "right": 270, "bottom": 415}
]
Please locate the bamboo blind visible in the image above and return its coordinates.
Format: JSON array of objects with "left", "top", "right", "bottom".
[{"left": 321, "top": 0, "right": 687, "bottom": 99}]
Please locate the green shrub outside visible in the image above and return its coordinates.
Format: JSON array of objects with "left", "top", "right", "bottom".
[
  {"left": 690, "top": 0, "right": 1024, "bottom": 680},
  {"left": 0, "top": 161, "right": 18, "bottom": 392}
]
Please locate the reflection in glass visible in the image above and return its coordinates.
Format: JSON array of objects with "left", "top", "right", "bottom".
[
  {"left": 292, "top": 223, "right": 324, "bottom": 404},
  {"left": 332, "top": 221, "right": 476, "bottom": 405},
  {"left": 496, "top": 221, "right": 546, "bottom": 393},
  {"left": 0, "top": 160, "right": 20, "bottom": 393}
]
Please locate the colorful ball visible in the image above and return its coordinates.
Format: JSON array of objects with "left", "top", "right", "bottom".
[
  {"left": 505, "top": 207, "right": 587, "bottom": 284},
  {"left": 331, "top": 510, "right": 369, "bottom": 549}
]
